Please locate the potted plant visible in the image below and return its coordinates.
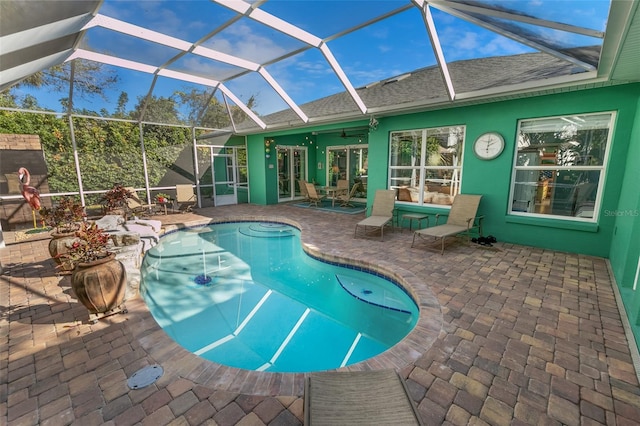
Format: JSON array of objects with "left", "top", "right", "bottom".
[
  {"left": 39, "top": 196, "right": 86, "bottom": 272},
  {"left": 155, "top": 193, "right": 171, "bottom": 203},
  {"left": 61, "top": 222, "right": 127, "bottom": 322},
  {"left": 40, "top": 196, "right": 86, "bottom": 233},
  {"left": 102, "top": 184, "right": 132, "bottom": 216}
]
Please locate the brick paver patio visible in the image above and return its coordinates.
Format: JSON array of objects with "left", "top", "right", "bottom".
[{"left": 1, "top": 203, "right": 639, "bottom": 425}]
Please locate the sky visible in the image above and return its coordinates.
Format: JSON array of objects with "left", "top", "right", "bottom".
[{"left": 11, "top": 0, "right": 612, "bottom": 121}]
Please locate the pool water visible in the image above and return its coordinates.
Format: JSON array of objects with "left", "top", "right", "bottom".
[{"left": 140, "top": 222, "right": 418, "bottom": 373}]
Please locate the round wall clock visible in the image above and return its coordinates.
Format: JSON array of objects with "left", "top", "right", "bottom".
[{"left": 473, "top": 132, "right": 505, "bottom": 160}]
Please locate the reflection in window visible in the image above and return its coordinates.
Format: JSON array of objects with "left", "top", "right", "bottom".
[
  {"left": 389, "top": 126, "right": 465, "bottom": 206},
  {"left": 510, "top": 112, "right": 614, "bottom": 220}
]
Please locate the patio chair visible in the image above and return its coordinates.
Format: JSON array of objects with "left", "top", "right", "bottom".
[
  {"left": 304, "top": 370, "right": 423, "bottom": 425},
  {"left": 125, "top": 187, "right": 155, "bottom": 216},
  {"left": 338, "top": 182, "right": 360, "bottom": 207},
  {"left": 336, "top": 179, "right": 349, "bottom": 194},
  {"left": 176, "top": 184, "right": 196, "bottom": 212},
  {"left": 305, "top": 182, "right": 327, "bottom": 207},
  {"left": 354, "top": 189, "right": 396, "bottom": 241},
  {"left": 412, "top": 194, "right": 483, "bottom": 254},
  {"left": 298, "top": 179, "right": 310, "bottom": 201}
]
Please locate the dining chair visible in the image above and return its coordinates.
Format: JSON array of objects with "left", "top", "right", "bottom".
[{"left": 305, "top": 182, "right": 327, "bottom": 207}]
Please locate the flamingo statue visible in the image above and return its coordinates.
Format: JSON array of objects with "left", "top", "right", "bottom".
[{"left": 18, "top": 167, "right": 41, "bottom": 228}]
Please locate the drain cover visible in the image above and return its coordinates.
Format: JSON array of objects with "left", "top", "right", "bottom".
[{"left": 127, "top": 365, "right": 163, "bottom": 389}]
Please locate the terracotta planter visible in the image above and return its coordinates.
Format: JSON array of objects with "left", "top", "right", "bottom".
[
  {"left": 48, "top": 230, "right": 80, "bottom": 272},
  {"left": 72, "top": 253, "right": 127, "bottom": 315}
]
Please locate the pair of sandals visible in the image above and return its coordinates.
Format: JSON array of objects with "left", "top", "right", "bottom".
[{"left": 471, "top": 235, "right": 497, "bottom": 247}]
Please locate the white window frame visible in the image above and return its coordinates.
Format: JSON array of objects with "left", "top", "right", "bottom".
[
  {"left": 388, "top": 126, "right": 465, "bottom": 206},
  {"left": 509, "top": 111, "right": 615, "bottom": 222}
]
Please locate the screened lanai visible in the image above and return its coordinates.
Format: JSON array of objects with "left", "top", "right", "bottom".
[
  {"left": 3, "top": 2, "right": 640, "bottom": 424},
  {"left": 2, "top": 0, "right": 639, "bottom": 228}
]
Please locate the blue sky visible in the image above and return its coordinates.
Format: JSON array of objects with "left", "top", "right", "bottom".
[{"left": 12, "top": 0, "right": 611, "bottom": 120}]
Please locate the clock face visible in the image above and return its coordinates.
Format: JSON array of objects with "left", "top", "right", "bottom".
[{"left": 474, "top": 132, "right": 505, "bottom": 160}]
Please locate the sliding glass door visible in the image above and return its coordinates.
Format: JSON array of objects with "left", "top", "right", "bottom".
[{"left": 277, "top": 146, "right": 307, "bottom": 202}]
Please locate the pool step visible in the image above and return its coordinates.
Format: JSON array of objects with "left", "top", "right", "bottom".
[
  {"left": 335, "top": 274, "right": 412, "bottom": 314},
  {"left": 238, "top": 223, "right": 295, "bottom": 238}
]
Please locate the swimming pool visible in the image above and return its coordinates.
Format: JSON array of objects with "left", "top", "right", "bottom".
[{"left": 140, "top": 222, "right": 418, "bottom": 373}]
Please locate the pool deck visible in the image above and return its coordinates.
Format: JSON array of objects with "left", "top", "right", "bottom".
[{"left": 2, "top": 202, "right": 640, "bottom": 425}]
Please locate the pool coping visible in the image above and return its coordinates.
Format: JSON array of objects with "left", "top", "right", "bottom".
[{"left": 134, "top": 215, "right": 443, "bottom": 396}]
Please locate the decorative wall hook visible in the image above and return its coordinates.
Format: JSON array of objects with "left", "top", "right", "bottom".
[{"left": 369, "top": 116, "right": 379, "bottom": 131}]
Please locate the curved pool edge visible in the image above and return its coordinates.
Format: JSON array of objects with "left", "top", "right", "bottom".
[{"left": 136, "top": 215, "right": 443, "bottom": 396}]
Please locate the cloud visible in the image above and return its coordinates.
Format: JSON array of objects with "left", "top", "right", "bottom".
[
  {"left": 100, "top": 1, "right": 209, "bottom": 42},
  {"left": 177, "top": 56, "right": 241, "bottom": 81},
  {"left": 478, "top": 36, "right": 530, "bottom": 56},
  {"left": 369, "top": 27, "right": 389, "bottom": 40},
  {"left": 295, "top": 61, "right": 333, "bottom": 75},
  {"left": 203, "top": 22, "right": 290, "bottom": 64},
  {"left": 454, "top": 32, "right": 480, "bottom": 50}
]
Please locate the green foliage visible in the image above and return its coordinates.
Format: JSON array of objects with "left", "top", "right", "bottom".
[
  {"left": 60, "top": 222, "right": 111, "bottom": 264},
  {"left": 156, "top": 193, "right": 171, "bottom": 202},
  {"left": 1, "top": 64, "right": 258, "bottom": 197},
  {"left": 39, "top": 196, "right": 86, "bottom": 232},
  {"left": 101, "top": 184, "right": 132, "bottom": 211},
  {"left": 132, "top": 95, "right": 180, "bottom": 124}
]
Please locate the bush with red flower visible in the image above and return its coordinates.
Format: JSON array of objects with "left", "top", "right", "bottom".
[
  {"left": 156, "top": 193, "right": 171, "bottom": 203},
  {"left": 39, "top": 196, "right": 86, "bottom": 233},
  {"left": 102, "top": 184, "right": 132, "bottom": 213},
  {"left": 60, "top": 222, "right": 112, "bottom": 264}
]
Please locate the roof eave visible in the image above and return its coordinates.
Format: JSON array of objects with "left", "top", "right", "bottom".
[{"left": 236, "top": 71, "right": 608, "bottom": 136}]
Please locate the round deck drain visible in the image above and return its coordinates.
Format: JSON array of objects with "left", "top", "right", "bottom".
[{"left": 127, "top": 365, "right": 163, "bottom": 389}]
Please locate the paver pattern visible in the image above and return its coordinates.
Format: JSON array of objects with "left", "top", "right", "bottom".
[{"left": 1, "top": 203, "right": 639, "bottom": 425}]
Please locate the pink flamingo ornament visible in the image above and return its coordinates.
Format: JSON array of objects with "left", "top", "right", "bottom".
[{"left": 18, "top": 167, "right": 41, "bottom": 228}]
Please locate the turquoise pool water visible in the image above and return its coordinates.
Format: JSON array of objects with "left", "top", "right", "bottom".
[{"left": 140, "top": 222, "right": 418, "bottom": 373}]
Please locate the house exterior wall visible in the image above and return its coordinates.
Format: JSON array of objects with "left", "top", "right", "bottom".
[
  {"left": 248, "top": 132, "right": 322, "bottom": 205},
  {"left": 609, "top": 92, "right": 640, "bottom": 340},
  {"left": 609, "top": 92, "right": 640, "bottom": 289},
  {"left": 246, "top": 83, "right": 640, "bottom": 259},
  {"left": 368, "top": 84, "right": 640, "bottom": 258}
]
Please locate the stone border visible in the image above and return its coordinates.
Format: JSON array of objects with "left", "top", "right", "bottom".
[{"left": 134, "top": 216, "right": 443, "bottom": 396}]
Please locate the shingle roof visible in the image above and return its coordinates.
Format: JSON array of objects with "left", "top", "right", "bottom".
[{"left": 234, "top": 47, "right": 600, "bottom": 133}]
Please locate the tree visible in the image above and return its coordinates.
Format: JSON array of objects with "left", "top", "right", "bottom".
[
  {"left": 115, "top": 92, "right": 129, "bottom": 118},
  {"left": 175, "top": 89, "right": 258, "bottom": 128},
  {"left": 131, "top": 95, "right": 180, "bottom": 124},
  {"left": 16, "top": 60, "right": 119, "bottom": 105}
]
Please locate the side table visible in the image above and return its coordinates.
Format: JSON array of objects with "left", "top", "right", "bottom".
[
  {"left": 401, "top": 213, "right": 429, "bottom": 232},
  {"left": 157, "top": 200, "right": 172, "bottom": 215}
]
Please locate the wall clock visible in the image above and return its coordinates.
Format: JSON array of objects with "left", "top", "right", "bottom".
[{"left": 473, "top": 132, "right": 505, "bottom": 160}]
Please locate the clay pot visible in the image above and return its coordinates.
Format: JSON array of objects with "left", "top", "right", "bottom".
[
  {"left": 49, "top": 230, "right": 80, "bottom": 272},
  {"left": 71, "top": 253, "right": 127, "bottom": 314}
]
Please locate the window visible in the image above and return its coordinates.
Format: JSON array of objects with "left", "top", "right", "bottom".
[
  {"left": 510, "top": 112, "right": 614, "bottom": 221},
  {"left": 389, "top": 126, "right": 465, "bottom": 206}
]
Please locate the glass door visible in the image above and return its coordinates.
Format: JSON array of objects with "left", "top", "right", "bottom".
[
  {"left": 278, "top": 146, "right": 307, "bottom": 202},
  {"left": 195, "top": 145, "right": 247, "bottom": 206},
  {"left": 327, "top": 144, "right": 368, "bottom": 197},
  {"left": 212, "top": 148, "right": 237, "bottom": 206},
  {"left": 350, "top": 145, "right": 368, "bottom": 198}
]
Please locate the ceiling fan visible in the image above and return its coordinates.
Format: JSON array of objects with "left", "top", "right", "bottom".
[{"left": 339, "top": 129, "right": 366, "bottom": 138}]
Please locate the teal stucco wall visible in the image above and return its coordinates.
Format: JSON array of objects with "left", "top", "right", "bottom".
[
  {"left": 609, "top": 91, "right": 640, "bottom": 347},
  {"left": 245, "top": 83, "right": 640, "bottom": 259},
  {"left": 368, "top": 84, "right": 640, "bottom": 257}
]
